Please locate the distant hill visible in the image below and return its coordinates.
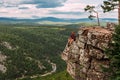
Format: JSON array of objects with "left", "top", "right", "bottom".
[{"left": 0, "top": 17, "right": 118, "bottom": 24}]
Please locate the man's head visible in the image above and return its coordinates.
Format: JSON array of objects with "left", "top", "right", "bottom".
[{"left": 71, "top": 32, "right": 75, "bottom": 35}]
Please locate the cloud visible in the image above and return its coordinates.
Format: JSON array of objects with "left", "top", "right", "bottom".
[
  {"left": 0, "top": 0, "right": 21, "bottom": 8},
  {"left": 21, "top": 0, "right": 67, "bottom": 8},
  {"left": 0, "top": 12, "right": 8, "bottom": 13},
  {"left": 0, "top": 0, "right": 117, "bottom": 19},
  {"left": 18, "top": 7, "right": 29, "bottom": 9},
  {"left": 0, "top": 0, "right": 67, "bottom": 8}
]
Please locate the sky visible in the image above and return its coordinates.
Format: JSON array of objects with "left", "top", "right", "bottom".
[{"left": 0, "top": 0, "right": 118, "bottom": 19}]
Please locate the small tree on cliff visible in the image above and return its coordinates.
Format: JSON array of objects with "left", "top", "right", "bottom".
[
  {"left": 84, "top": 5, "right": 100, "bottom": 26},
  {"left": 101, "top": 0, "right": 120, "bottom": 24}
]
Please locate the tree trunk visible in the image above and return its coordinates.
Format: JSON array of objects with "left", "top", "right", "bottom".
[
  {"left": 96, "top": 12, "right": 100, "bottom": 26},
  {"left": 118, "top": 1, "right": 120, "bottom": 25},
  {"left": 94, "top": 11, "right": 100, "bottom": 26}
]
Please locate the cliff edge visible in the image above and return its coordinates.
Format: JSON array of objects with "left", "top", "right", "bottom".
[{"left": 61, "top": 24, "right": 115, "bottom": 80}]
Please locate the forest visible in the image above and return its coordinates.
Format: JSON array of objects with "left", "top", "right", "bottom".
[{"left": 0, "top": 23, "right": 79, "bottom": 80}]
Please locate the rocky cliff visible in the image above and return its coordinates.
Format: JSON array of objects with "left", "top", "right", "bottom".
[{"left": 61, "top": 24, "right": 114, "bottom": 80}]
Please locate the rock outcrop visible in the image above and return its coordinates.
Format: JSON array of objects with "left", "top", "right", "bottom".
[
  {"left": 61, "top": 25, "right": 114, "bottom": 80},
  {"left": 0, "top": 41, "right": 19, "bottom": 50},
  {"left": 0, "top": 51, "right": 7, "bottom": 73}
]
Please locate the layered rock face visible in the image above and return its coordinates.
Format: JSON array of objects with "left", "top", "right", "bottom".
[{"left": 61, "top": 26, "right": 114, "bottom": 80}]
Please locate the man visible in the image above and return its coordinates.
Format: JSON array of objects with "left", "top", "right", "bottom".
[{"left": 68, "top": 32, "right": 76, "bottom": 46}]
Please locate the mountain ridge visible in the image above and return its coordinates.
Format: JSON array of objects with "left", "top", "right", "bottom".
[{"left": 0, "top": 17, "right": 118, "bottom": 24}]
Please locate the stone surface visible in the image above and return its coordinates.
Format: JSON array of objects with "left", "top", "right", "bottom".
[
  {"left": 61, "top": 25, "right": 114, "bottom": 80},
  {"left": 0, "top": 41, "right": 19, "bottom": 50},
  {"left": 0, "top": 51, "right": 7, "bottom": 73}
]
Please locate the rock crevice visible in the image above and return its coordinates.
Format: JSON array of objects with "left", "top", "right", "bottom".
[{"left": 62, "top": 26, "right": 114, "bottom": 80}]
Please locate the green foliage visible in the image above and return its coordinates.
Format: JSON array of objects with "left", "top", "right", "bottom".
[
  {"left": 101, "top": 0, "right": 120, "bottom": 24},
  {"left": 30, "top": 70, "right": 74, "bottom": 80},
  {"left": 84, "top": 5, "right": 95, "bottom": 13},
  {"left": 84, "top": 5, "right": 96, "bottom": 20},
  {"left": 0, "top": 24, "right": 77, "bottom": 80},
  {"left": 101, "top": 0, "right": 119, "bottom": 13},
  {"left": 84, "top": 5, "right": 100, "bottom": 26},
  {"left": 105, "top": 25, "right": 120, "bottom": 80},
  {"left": 88, "top": 15, "right": 96, "bottom": 20}
]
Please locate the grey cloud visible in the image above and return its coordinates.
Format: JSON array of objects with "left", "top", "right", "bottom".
[
  {"left": 4, "top": 5, "right": 18, "bottom": 8},
  {"left": 18, "top": 7, "right": 29, "bottom": 9},
  {"left": 0, "top": 12, "right": 8, "bottom": 13},
  {"left": 0, "top": 0, "right": 67, "bottom": 8},
  {"left": 0, "top": 0, "right": 19, "bottom": 8},
  {"left": 21, "top": 0, "right": 67, "bottom": 8}
]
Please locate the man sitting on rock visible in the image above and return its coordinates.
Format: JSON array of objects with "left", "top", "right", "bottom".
[{"left": 68, "top": 32, "right": 76, "bottom": 46}]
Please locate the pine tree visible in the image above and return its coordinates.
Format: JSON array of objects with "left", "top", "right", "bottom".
[
  {"left": 101, "top": 0, "right": 120, "bottom": 24},
  {"left": 84, "top": 5, "right": 100, "bottom": 26},
  {"left": 105, "top": 25, "right": 120, "bottom": 80},
  {"left": 101, "top": 2, "right": 120, "bottom": 79}
]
